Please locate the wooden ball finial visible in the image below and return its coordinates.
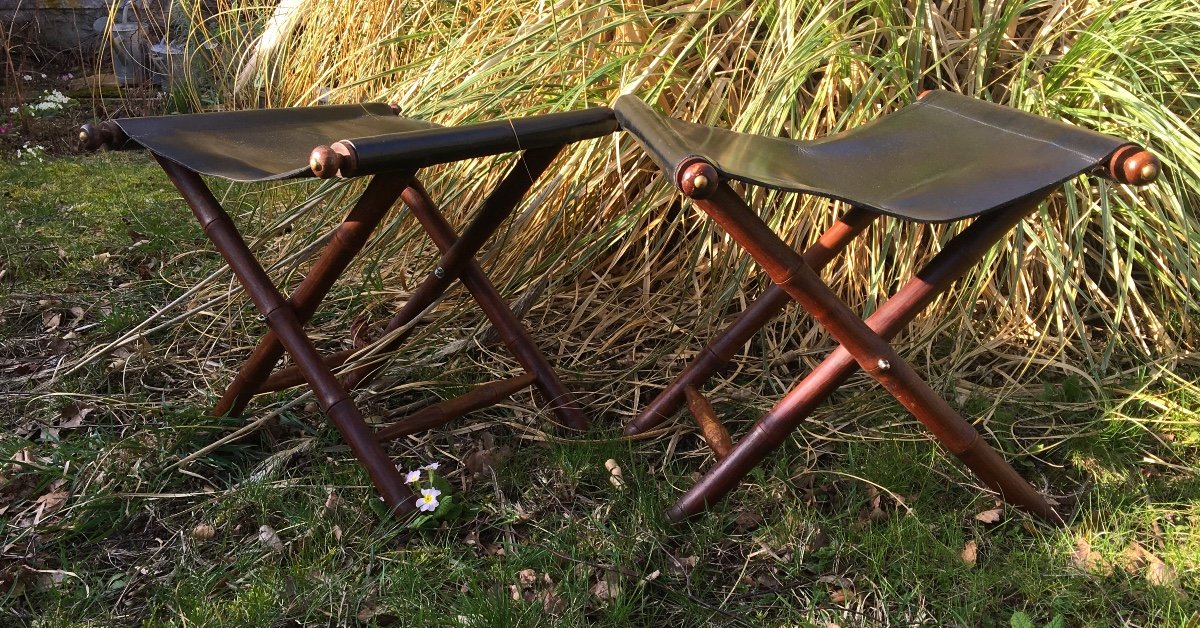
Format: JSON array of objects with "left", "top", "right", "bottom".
[
  {"left": 78, "top": 123, "right": 110, "bottom": 150},
  {"left": 1108, "top": 144, "right": 1161, "bottom": 186},
  {"left": 309, "top": 145, "right": 341, "bottom": 178},
  {"left": 678, "top": 159, "right": 719, "bottom": 199}
]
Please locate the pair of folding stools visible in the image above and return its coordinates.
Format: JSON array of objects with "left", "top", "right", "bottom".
[{"left": 80, "top": 90, "right": 1159, "bottom": 522}]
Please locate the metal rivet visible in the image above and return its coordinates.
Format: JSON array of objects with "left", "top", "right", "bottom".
[
  {"left": 692, "top": 174, "right": 709, "bottom": 190},
  {"left": 1140, "top": 162, "right": 1159, "bottom": 182},
  {"left": 433, "top": 267, "right": 445, "bottom": 279},
  {"left": 876, "top": 359, "right": 891, "bottom": 372},
  {"left": 256, "top": 313, "right": 267, "bottom": 322}
]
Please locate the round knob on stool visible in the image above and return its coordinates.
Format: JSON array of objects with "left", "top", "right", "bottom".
[
  {"left": 1108, "top": 144, "right": 1161, "bottom": 186},
  {"left": 678, "top": 160, "right": 719, "bottom": 199},
  {"left": 79, "top": 123, "right": 109, "bottom": 150},
  {"left": 309, "top": 145, "right": 342, "bottom": 178}
]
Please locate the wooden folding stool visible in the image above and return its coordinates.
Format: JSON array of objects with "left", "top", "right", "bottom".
[
  {"left": 80, "top": 104, "right": 616, "bottom": 515},
  {"left": 615, "top": 90, "right": 1160, "bottom": 523}
]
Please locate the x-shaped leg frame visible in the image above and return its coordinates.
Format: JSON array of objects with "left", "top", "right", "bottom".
[
  {"left": 159, "top": 144, "right": 587, "bottom": 516},
  {"left": 636, "top": 159, "right": 1059, "bottom": 523}
]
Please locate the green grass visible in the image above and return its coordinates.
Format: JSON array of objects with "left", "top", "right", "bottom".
[{"left": 1, "top": 154, "right": 1197, "bottom": 625}]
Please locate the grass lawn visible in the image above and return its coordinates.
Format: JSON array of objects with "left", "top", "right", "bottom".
[{"left": 1, "top": 153, "right": 1197, "bottom": 626}]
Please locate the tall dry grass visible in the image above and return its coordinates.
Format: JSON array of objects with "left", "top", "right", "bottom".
[{"left": 79, "top": 0, "right": 1199, "bottom": 429}]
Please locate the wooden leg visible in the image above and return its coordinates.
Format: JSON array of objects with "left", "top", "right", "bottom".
[
  {"left": 626, "top": 206, "right": 878, "bottom": 435},
  {"left": 159, "top": 156, "right": 415, "bottom": 516},
  {"left": 401, "top": 181, "right": 590, "bottom": 431},
  {"left": 212, "top": 173, "right": 412, "bottom": 417},
  {"left": 673, "top": 181, "right": 1057, "bottom": 523}
]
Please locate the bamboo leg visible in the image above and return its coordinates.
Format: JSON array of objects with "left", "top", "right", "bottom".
[
  {"left": 342, "top": 145, "right": 566, "bottom": 389},
  {"left": 673, "top": 182, "right": 1056, "bottom": 523},
  {"left": 375, "top": 373, "right": 538, "bottom": 442},
  {"left": 626, "top": 207, "right": 878, "bottom": 435},
  {"left": 401, "top": 181, "right": 590, "bottom": 431},
  {"left": 159, "top": 157, "right": 415, "bottom": 515},
  {"left": 257, "top": 145, "right": 568, "bottom": 394},
  {"left": 212, "top": 173, "right": 412, "bottom": 417}
]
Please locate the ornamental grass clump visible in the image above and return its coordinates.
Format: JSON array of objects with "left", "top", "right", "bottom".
[{"left": 86, "top": 1, "right": 1197, "bottom": 440}]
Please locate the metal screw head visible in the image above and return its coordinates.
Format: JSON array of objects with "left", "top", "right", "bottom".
[
  {"left": 876, "top": 359, "right": 891, "bottom": 372},
  {"left": 433, "top": 267, "right": 445, "bottom": 279},
  {"left": 256, "top": 313, "right": 267, "bottom": 322}
]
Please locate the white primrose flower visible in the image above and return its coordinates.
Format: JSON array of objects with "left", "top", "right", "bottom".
[
  {"left": 404, "top": 470, "right": 421, "bottom": 484},
  {"left": 422, "top": 462, "right": 440, "bottom": 471},
  {"left": 416, "top": 488, "right": 441, "bottom": 512}
]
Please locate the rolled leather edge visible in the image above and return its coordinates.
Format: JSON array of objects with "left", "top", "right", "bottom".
[
  {"left": 614, "top": 95, "right": 705, "bottom": 190},
  {"left": 333, "top": 107, "right": 618, "bottom": 178}
]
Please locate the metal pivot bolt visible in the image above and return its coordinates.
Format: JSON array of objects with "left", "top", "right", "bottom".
[
  {"left": 433, "top": 267, "right": 446, "bottom": 279},
  {"left": 876, "top": 359, "right": 891, "bottom": 372}
]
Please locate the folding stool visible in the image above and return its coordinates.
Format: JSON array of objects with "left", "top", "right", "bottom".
[
  {"left": 615, "top": 90, "right": 1160, "bottom": 523},
  {"left": 80, "top": 103, "right": 617, "bottom": 515}
]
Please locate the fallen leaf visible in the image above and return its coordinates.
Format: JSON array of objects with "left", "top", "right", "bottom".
[
  {"left": 1146, "top": 560, "right": 1180, "bottom": 588},
  {"left": 36, "top": 490, "right": 69, "bottom": 515},
  {"left": 465, "top": 446, "right": 512, "bottom": 475},
  {"left": 960, "top": 540, "right": 978, "bottom": 567},
  {"left": 58, "top": 402, "right": 95, "bottom": 431},
  {"left": 829, "top": 588, "right": 853, "bottom": 604},
  {"left": 257, "top": 525, "right": 284, "bottom": 553},
  {"left": 518, "top": 569, "right": 538, "bottom": 588},
  {"left": 1070, "top": 537, "right": 1111, "bottom": 575},
  {"left": 42, "top": 311, "right": 61, "bottom": 332},
  {"left": 590, "top": 570, "right": 622, "bottom": 602},
  {"left": 668, "top": 555, "right": 699, "bottom": 576},
  {"left": 539, "top": 589, "right": 566, "bottom": 615},
  {"left": 734, "top": 510, "right": 763, "bottom": 532},
  {"left": 191, "top": 523, "right": 216, "bottom": 541},
  {"left": 974, "top": 508, "right": 1003, "bottom": 523},
  {"left": 1122, "top": 542, "right": 1180, "bottom": 589},
  {"left": 323, "top": 489, "right": 342, "bottom": 513}
]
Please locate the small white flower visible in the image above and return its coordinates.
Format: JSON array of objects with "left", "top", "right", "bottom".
[
  {"left": 422, "top": 462, "right": 440, "bottom": 471},
  {"left": 404, "top": 470, "right": 421, "bottom": 484},
  {"left": 40, "top": 73, "right": 46, "bottom": 78},
  {"left": 8, "top": 107, "right": 15, "bottom": 114},
  {"left": 416, "top": 488, "right": 441, "bottom": 512},
  {"left": 22, "top": 74, "right": 31, "bottom": 81}
]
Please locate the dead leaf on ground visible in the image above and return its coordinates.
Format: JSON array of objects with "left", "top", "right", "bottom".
[
  {"left": 1070, "top": 537, "right": 1111, "bottom": 575},
  {"left": 1121, "top": 541, "right": 1181, "bottom": 590},
  {"left": 323, "top": 489, "right": 342, "bottom": 513},
  {"left": 974, "top": 508, "right": 1003, "bottom": 524},
  {"left": 734, "top": 509, "right": 763, "bottom": 532},
  {"left": 257, "top": 525, "right": 285, "bottom": 553},
  {"left": 667, "top": 554, "right": 699, "bottom": 576},
  {"left": 58, "top": 402, "right": 95, "bottom": 432},
  {"left": 829, "top": 587, "right": 855, "bottom": 604},
  {"left": 465, "top": 445, "right": 512, "bottom": 475},
  {"left": 960, "top": 540, "right": 978, "bottom": 567},
  {"left": 41, "top": 310, "right": 61, "bottom": 332},
  {"left": 191, "top": 523, "right": 216, "bottom": 541},
  {"left": 590, "top": 570, "right": 622, "bottom": 602}
]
